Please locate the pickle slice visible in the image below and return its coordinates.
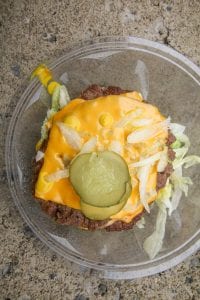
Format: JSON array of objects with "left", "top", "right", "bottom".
[
  {"left": 69, "top": 151, "right": 131, "bottom": 207},
  {"left": 80, "top": 181, "right": 132, "bottom": 220}
]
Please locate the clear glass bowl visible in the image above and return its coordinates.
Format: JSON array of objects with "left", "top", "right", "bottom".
[{"left": 6, "top": 37, "right": 200, "bottom": 279}]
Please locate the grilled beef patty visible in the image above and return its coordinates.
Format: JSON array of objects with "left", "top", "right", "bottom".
[{"left": 33, "top": 85, "right": 175, "bottom": 231}]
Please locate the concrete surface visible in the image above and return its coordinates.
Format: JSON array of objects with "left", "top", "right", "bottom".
[{"left": 0, "top": 0, "right": 200, "bottom": 299}]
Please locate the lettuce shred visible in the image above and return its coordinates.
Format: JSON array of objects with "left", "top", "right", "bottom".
[
  {"left": 143, "top": 122, "right": 200, "bottom": 259},
  {"left": 39, "top": 85, "right": 70, "bottom": 146}
]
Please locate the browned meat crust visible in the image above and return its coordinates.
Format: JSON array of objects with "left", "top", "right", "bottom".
[
  {"left": 80, "top": 84, "right": 129, "bottom": 100},
  {"left": 40, "top": 200, "right": 143, "bottom": 231},
  {"left": 33, "top": 86, "right": 176, "bottom": 231}
]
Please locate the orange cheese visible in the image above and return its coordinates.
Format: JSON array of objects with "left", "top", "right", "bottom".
[{"left": 35, "top": 92, "right": 168, "bottom": 220}]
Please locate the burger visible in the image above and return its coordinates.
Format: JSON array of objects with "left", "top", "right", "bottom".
[{"left": 32, "top": 65, "right": 200, "bottom": 259}]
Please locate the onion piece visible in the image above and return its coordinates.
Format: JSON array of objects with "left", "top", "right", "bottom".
[
  {"left": 127, "top": 117, "right": 170, "bottom": 144},
  {"left": 127, "top": 128, "right": 156, "bottom": 144},
  {"left": 79, "top": 136, "right": 97, "bottom": 154},
  {"left": 108, "top": 140, "right": 123, "bottom": 155},
  {"left": 137, "top": 164, "right": 151, "bottom": 213},
  {"left": 45, "top": 169, "right": 69, "bottom": 182},
  {"left": 115, "top": 109, "right": 143, "bottom": 128},
  {"left": 57, "top": 122, "right": 82, "bottom": 151},
  {"left": 130, "top": 118, "right": 153, "bottom": 127},
  {"left": 136, "top": 217, "right": 145, "bottom": 229},
  {"left": 129, "top": 152, "right": 162, "bottom": 168},
  {"left": 157, "top": 147, "right": 168, "bottom": 172},
  {"left": 35, "top": 150, "right": 44, "bottom": 162}
]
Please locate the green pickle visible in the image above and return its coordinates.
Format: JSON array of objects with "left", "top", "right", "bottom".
[
  {"left": 69, "top": 151, "right": 132, "bottom": 220},
  {"left": 80, "top": 181, "right": 132, "bottom": 220}
]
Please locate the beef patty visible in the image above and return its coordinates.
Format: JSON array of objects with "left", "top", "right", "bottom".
[{"left": 33, "top": 85, "right": 175, "bottom": 231}]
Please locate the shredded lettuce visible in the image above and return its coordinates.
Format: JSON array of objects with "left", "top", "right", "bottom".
[
  {"left": 169, "top": 187, "right": 182, "bottom": 216},
  {"left": 169, "top": 123, "right": 185, "bottom": 135},
  {"left": 51, "top": 85, "right": 70, "bottom": 110},
  {"left": 169, "top": 123, "right": 190, "bottom": 161},
  {"left": 168, "top": 167, "right": 192, "bottom": 215},
  {"left": 157, "top": 183, "right": 172, "bottom": 202},
  {"left": 47, "top": 108, "right": 57, "bottom": 119},
  {"left": 182, "top": 155, "right": 200, "bottom": 168},
  {"left": 38, "top": 85, "right": 71, "bottom": 146},
  {"left": 169, "top": 126, "right": 200, "bottom": 171},
  {"left": 171, "top": 172, "right": 193, "bottom": 197},
  {"left": 171, "top": 140, "right": 183, "bottom": 149},
  {"left": 40, "top": 117, "right": 49, "bottom": 141},
  {"left": 143, "top": 160, "right": 193, "bottom": 259},
  {"left": 157, "top": 183, "right": 173, "bottom": 214},
  {"left": 143, "top": 182, "right": 173, "bottom": 259},
  {"left": 59, "top": 85, "right": 70, "bottom": 108},
  {"left": 51, "top": 86, "right": 60, "bottom": 111},
  {"left": 173, "top": 155, "right": 200, "bottom": 169},
  {"left": 143, "top": 200, "right": 167, "bottom": 259}
]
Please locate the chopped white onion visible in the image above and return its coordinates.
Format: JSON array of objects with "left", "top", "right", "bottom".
[
  {"left": 130, "top": 118, "right": 153, "bottom": 127},
  {"left": 157, "top": 147, "right": 168, "bottom": 172},
  {"left": 57, "top": 122, "right": 82, "bottom": 151},
  {"left": 45, "top": 169, "right": 69, "bottom": 182},
  {"left": 79, "top": 136, "right": 97, "bottom": 154},
  {"left": 127, "top": 117, "right": 170, "bottom": 144},
  {"left": 35, "top": 151, "right": 44, "bottom": 162},
  {"left": 137, "top": 164, "right": 151, "bottom": 213},
  {"left": 136, "top": 217, "right": 146, "bottom": 229},
  {"left": 127, "top": 128, "right": 156, "bottom": 144},
  {"left": 108, "top": 140, "right": 123, "bottom": 155},
  {"left": 129, "top": 152, "right": 162, "bottom": 168},
  {"left": 115, "top": 109, "right": 143, "bottom": 128}
]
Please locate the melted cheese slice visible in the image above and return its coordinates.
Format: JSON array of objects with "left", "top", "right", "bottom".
[{"left": 35, "top": 92, "right": 168, "bottom": 222}]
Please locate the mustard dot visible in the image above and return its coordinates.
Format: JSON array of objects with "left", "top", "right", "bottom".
[
  {"left": 63, "top": 115, "right": 80, "bottom": 131},
  {"left": 99, "top": 113, "right": 114, "bottom": 128},
  {"left": 31, "top": 64, "right": 47, "bottom": 78},
  {"left": 47, "top": 81, "right": 60, "bottom": 95},
  {"left": 31, "top": 64, "right": 52, "bottom": 87}
]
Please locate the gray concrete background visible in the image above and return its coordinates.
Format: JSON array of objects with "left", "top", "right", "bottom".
[{"left": 0, "top": 0, "right": 200, "bottom": 299}]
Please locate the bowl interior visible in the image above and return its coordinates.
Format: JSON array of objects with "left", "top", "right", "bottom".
[{"left": 6, "top": 38, "right": 200, "bottom": 278}]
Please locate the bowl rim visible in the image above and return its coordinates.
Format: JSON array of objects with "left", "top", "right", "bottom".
[{"left": 5, "top": 36, "right": 200, "bottom": 279}]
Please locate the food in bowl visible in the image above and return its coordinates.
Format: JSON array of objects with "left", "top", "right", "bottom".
[{"left": 32, "top": 64, "right": 200, "bottom": 258}]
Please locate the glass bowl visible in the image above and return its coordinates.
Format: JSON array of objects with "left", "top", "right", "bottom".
[{"left": 6, "top": 36, "right": 200, "bottom": 279}]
